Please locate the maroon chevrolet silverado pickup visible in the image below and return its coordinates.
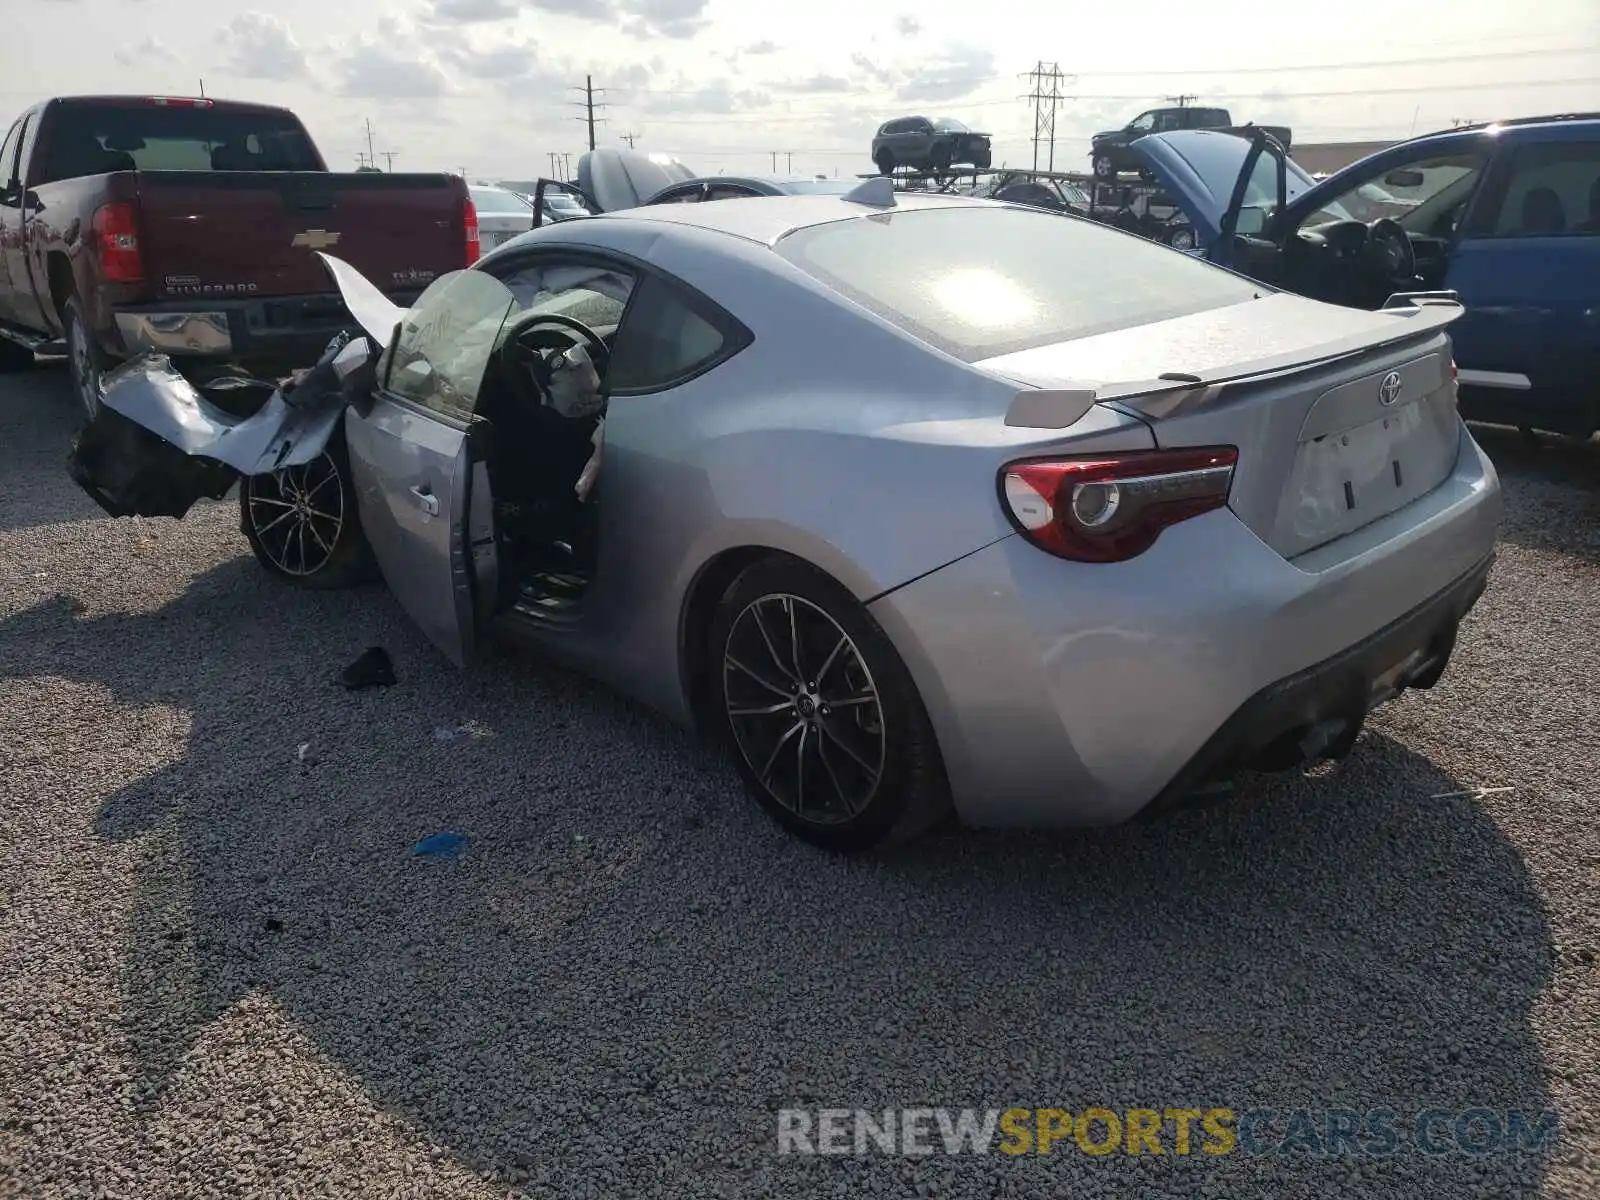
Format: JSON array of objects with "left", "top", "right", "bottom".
[{"left": 0, "top": 94, "right": 482, "bottom": 418}]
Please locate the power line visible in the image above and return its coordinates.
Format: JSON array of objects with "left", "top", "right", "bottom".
[
  {"left": 620, "top": 130, "right": 640, "bottom": 148},
  {"left": 1022, "top": 61, "right": 1071, "bottom": 172},
  {"left": 570, "top": 76, "right": 606, "bottom": 151}
]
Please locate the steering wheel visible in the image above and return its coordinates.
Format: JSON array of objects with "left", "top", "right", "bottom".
[
  {"left": 496, "top": 311, "right": 610, "bottom": 414},
  {"left": 1362, "top": 217, "right": 1416, "bottom": 284}
]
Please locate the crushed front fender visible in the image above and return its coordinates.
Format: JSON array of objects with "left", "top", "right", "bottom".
[{"left": 65, "top": 353, "right": 349, "bottom": 520}]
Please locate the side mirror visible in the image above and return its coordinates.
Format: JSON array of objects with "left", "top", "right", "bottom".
[
  {"left": 1384, "top": 169, "right": 1425, "bottom": 189},
  {"left": 1234, "top": 207, "right": 1268, "bottom": 237}
]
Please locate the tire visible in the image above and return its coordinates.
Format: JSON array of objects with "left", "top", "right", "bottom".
[
  {"left": 1168, "top": 226, "right": 1196, "bottom": 251},
  {"left": 239, "top": 433, "right": 377, "bottom": 590},
  {"left": 1092, "top": 153, "right": 1116, "bottom": 180},
  {"left": 874, "top": 149, "right": 895, "bottom": 177},
  {"left": 709, "top": 555, "right": 951, "bottom": 852},
  {"left": 972, "top": 150, "right": 992, "bottom": 170},
  {"left": 64, "top": 296, "right": 113, "bottom": 423}
]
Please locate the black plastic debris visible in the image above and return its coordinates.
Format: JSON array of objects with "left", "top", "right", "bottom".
[{"left": 341, "top": 646, "right": 396, "bottom": 690}]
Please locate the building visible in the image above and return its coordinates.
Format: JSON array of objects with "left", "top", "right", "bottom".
[{"left": 1291, "top": 139, "right": 1398, "bottom": 176}]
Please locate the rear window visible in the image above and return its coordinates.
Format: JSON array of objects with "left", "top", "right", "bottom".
[
  {"left": 775, "top": 206, "right": 1262, "bottom": 362},
  {"left": 41, "top": 102, "right": 320, "bottom": 181}
]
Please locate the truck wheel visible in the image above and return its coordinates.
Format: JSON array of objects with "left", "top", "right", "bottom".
[
  {"left": 64, "top": 297, "right": 112, "bottom": 422},
  {"left": 239, "top": 434, "right": 377, "bottom": 590},
  {"left": 874, "top": 149, "right": 895, "bottom": 176},
  {"left": 1093, "top": 154, "right": 1116, "bottom": 180}
]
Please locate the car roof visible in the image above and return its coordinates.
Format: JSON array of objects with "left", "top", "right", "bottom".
[{"left": 590, "top": 189, "right": 987, "bottom": 245}]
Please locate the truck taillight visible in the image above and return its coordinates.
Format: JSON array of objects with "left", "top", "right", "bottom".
[
  {"left": 463, "top": 193, "right": 480, "bottom": 265},
  {"left": 1000, "top": 447, "right": 1238, "bottom": 563},
  {"left": 92, "top": 202, "right": 144, "bottom": 284}
]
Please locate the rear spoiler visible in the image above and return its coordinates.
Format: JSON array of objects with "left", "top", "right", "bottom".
[{"left": 1004, "top": 292, "right": 1464, "bottom": 428}]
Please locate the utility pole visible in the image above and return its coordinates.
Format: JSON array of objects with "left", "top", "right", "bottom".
[
  {"left": 770, "top": 150, "right": 778, "bottom": 171},
  {"left": 355, "top": 151, "right": 370, "bottom": 169},
  {"left": 620, "top": 131, "right": 639, "bottom": 149},
  {"left": 786, "top": 151, "right": 793, "bottom": 173},
  {"left": 570, "top": 76, "right": 606, "bottom": 151},
  {"left": 380, "top": 150, "right": 398, "bottom": 171},
  {"left": 1164, "top": 93, "right": 1198, "bottom": 108},
  {"left": 562, "top": 151, "right": 572, "bottom": 178},
  {"left": 198, "top": 78, "right": 206, "bottom": 99},
  {"left": 1022, "top": 61, "right": 1069, "bottom": 173},
  {"left": 363, "top": 118, "right": 376, "bottom": 167}
]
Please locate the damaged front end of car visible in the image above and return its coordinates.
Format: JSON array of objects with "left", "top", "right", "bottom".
[{"left": 66, "top": 327, "right": 381, "bottom": 520}]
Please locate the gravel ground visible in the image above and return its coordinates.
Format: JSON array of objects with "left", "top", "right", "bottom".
[{"left": 1, "top": 363, "right": 1597, "bottom": 1199}]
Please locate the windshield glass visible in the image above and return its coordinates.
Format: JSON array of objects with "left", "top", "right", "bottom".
[
  {"left": 1300, "top": 153, "right": 1485, "bottom": 230},
  {"left": 546, "top": 191, "right": 585, "bottom": 209},
  {"left": 471, "top": 186, "right": 531, "bottom": 212},
  {"left": 776, "top": 206, "right": 1262, "bottom": 362},
  {"left": 932, "top": 118, "right": 969, "bottom": 132}
]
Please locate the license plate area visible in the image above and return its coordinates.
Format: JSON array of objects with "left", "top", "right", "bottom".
[{"left": 1280, "top": 392, "right": 1459, "bottom": 555}]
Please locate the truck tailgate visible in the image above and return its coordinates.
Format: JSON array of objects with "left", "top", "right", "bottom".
[{"left": 133, "top": 171, "right": 467, "bottom": 299}]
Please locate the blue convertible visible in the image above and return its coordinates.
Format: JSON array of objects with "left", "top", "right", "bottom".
[{"left": 1130, "top": 114, "right": 1600, "bottom": 438}]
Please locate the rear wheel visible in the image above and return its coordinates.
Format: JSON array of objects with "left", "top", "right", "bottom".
[
  {"left": 709, "top": 556, "right": 950, "bottom": 852},
  {"left": 874, "top": 148, "right": 895, "bottom": 176},
  {"left": 1093, "top": 153, "right": 1116, "bottom": 180},
  {"left": 65, "top": 297, "right": 111, "bottom": 422},
  {"left": 239, "top": 435, "right": 376, "bottom": 589}
]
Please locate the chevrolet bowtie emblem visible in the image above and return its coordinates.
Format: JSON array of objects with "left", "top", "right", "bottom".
[{"left": 292, "top": 229, "right": 342, "bottom": 250}]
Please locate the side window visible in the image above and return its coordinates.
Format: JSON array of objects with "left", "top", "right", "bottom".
[
  {"left": 1486, "top": 140, "right": 1600, "bottom": 237},
  {"left": 0, "top": 120, "right": 22, "bottom": 188},
  {"left": 384, "top": 269, "right": 519, "bottom": 421},
  {"left": 607, "top": 274, "right": 741, "bottom": 392},
  {"left": 1152, "top": 110, "right": 1182, "bottom": 133},
  {"left": 650, "top": 184, "right": 702, "bottom": 204},
  {"left": 1128, "top": 111, "right": 1156, "bottom": 133}
]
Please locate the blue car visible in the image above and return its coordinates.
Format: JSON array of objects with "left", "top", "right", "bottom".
[{"left": 1129, "top": 114, "right": 1600, "bottom": 438}]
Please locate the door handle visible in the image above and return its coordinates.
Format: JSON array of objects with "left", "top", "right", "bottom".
[{"left": 409, "top": 485, "right": 439, "bottom": 516}]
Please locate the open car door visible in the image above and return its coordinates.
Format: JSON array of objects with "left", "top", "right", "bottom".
[{"left": 340, "top": 266, "right": 520, "bottom": 667}]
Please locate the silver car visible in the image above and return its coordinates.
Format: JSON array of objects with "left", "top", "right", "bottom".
[{"left": 68, "top": 181, "right": 1502, "bottom": 851}]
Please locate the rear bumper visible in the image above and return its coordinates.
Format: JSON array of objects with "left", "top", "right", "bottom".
[
  {"left": 867, "top": 422, "right": 1502, "bottom": 828},
  {"left": 107, "top": 288, "right": 425, "bottom": 373}
]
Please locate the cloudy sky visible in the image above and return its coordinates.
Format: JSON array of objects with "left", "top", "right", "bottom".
[{"left": 10, "top": 0, "right": 1600, "bottom": 181}]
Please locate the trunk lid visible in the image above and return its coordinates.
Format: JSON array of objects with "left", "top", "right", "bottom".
[
  {"left": 976, "top": 292, "right": 1466, "bottom": 559},
  {"left": 135, "top": 171, "right": 469, "bottom": 299}
]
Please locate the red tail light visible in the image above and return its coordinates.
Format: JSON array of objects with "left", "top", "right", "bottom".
[
  {"left": 1000, "top": 447, "right": 1238, "bottom": 563},
  {"left": 463, "top": 192, "right": 481, "bottom": 265},
  {"left": 92, "top": 202, "right": 144, "bottom": 284}
]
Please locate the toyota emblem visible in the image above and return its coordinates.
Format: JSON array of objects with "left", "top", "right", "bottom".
[{"left": 1378, "top": 371, "right": 1404, "bottom": 407}]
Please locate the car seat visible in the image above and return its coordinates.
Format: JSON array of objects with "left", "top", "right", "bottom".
[
  {"left": 48, "top": 134, "right": 136, "bottom": 181},
  {"left": 1574, "top": 177, "right": 1600, "bottom": 234},
  {"left": 1519, "top": 187, "right": 1566, "bottom": 235},
  {"left": 209, "top": 142, "right": 257, "bottom": 171}
]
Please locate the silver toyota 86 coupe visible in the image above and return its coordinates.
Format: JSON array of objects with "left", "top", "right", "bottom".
[{"left": 69, "top": 180, "right": 1503, "bottom": 851}]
